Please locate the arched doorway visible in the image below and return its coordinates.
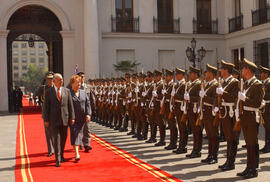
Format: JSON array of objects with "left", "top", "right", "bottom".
[{"left": 7, "top": 5, "right": 63, "bottom": 112}]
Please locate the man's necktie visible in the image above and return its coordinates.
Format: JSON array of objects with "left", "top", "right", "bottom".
[{"left": 58, "top": 88, "right": 61, "bottom": 101}]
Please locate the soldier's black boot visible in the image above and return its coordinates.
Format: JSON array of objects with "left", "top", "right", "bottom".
[
  {"left": 155, "top": 125, "right": 166, "bottom": 146},
  {"left": 219, "top": 141, "right": 231, "bottom": 169},
  {"left": 165, "top": 127, "right": 173, "bottom": 150},
  {"left": 222, "top": 140, "right": 237, "bottom": 171},
  {"left": 187, "top": 131, "right": 201, "bottom": 158},
  {"left": 145, "top": 124, "right": 157, "bottom": 143},
  {"left": 142, "top": 122, "right": 149, "bottom": 140},
  {"left": 128, "top": 118, "right": 136, "bottom": 135},
  {"left": 255, "top": 143, "right": 259, "bottom": 169},
  {"left": 201, "top": 139, "right": 213, "bottom": 163},
  {"left": 208, "top": 137, "right": 219, "bottom": 164},
  {"left": 243, "top": 145, "right": 258, "bottom": 179},
  {"left": 117, "top": 116, "right": 123, "bottom": 131},
  {"left": 237, "top": 144, "right": 251, "bottom": 177},
  {"left": 166, "top": 127, "right": 178, "bottom": 150},
  {"left": 174, "top": 128, "right": 188, "bottom": 154},
  {"left": 120, "top": 114, "right": 129, "bottom": 132},
  {"left": 136, "top": 120, "right": 143, "bottom": 140},
  {"left": 260, "top": 131, "right": 270, "bottom": 153}
]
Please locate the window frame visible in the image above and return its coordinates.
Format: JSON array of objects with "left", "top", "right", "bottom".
[
  {"left": 115, "top": 0, "right": 134, "bottom": 32},
  {"left": 196, "top": 0, "right": 212, "bottom": 34},
  {"left": 157, "top": 0, "right": 174, "bottom": 33},
  {"left": 234, "top": 0, "right": 241, "bottom": 17}
]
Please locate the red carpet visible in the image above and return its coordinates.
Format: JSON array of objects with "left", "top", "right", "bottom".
[
  {"left": 15, "top": 113, "right": 182, "bottom": 182},
  {"left": 21, "top": 96, "right": 41, "bottom": 113}
]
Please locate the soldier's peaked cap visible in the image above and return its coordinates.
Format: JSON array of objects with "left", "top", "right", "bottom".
[
  {"left": 259, "top": 65, "right": 270, "bottom": 74},
  {"left": 206, "top": 64, "right": 217, "bottom": 75},
  {"left": 175, "top": 68, "right": 185, "bottom": 75},
  {"left": 154, "top": 70, "right": 162, "bottom": 76},
  {"left": 125, "top": 72, "right": 131, "bottom": 77},
  {"left": 132, "top": 73, "right": 138, "bottom": 77},
  {"left": 221, "top": 60, "right": 235, "bottom": 71},
  {"left": 139, "top": 72, "right": 147, "bottom": 78},
  {"left": 147, "top": 71, "right": 154, "bottom": 77},
  {"left": 242, "top": 58, "right": 257, "bottom": 72},
  {"left": 46, "top": 71, "right": 54, "bottom": 79},
  {"left": 189, "top": 66, "right": 200, "bottom": 74},
  {"left": 165, "top": 69, "right": 174, "bottom": 76}
]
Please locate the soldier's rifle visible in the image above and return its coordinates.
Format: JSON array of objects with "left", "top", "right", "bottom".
[
  {"left": 160, "top": 71, "right": 166, "bottom": 115},
  {"left": 234, "top": 77, "right": 243, "bottom": 132},
  {"left": 180, "top": 82, "right": 188, "bottom": 122},
  {"left": 214, "top": 55, "right": 222, "bottom": 127},
  {"left": 196, "top": 79, "right": 205, "bottom": 126}
]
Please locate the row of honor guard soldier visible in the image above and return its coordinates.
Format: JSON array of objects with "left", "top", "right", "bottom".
[{"left": 88, "top": 58, "right": 268, "bottom": 179}]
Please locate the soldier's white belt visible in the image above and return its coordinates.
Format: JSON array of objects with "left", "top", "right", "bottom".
[
  {"left": 203, "top": 102, "right": 213, "bottom": 107},
  {"left": 264, "top": 100, "right": 270, "bottom": 104},
  {"left": 222, "top": 102, "right": 235, "bottom": 107},
  {"left": 175, "top": 100, "right": 183, "bottom": 104},
  {"left": 166, "top": 99, "right": 170, "bottom": 102},
  {"left": 221, "top": 102, "right": 235, "bottom": 118},
  {"left": 243, "top": 106, "right": 261, "bottom": 123}
]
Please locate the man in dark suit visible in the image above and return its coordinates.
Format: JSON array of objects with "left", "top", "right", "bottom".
[{"left": 43, "top": 73, "right": 75, "bottom": 167}]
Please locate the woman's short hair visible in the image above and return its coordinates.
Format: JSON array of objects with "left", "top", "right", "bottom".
[{"left": 70, "top": 75, "right": 81, "bottom": 86}]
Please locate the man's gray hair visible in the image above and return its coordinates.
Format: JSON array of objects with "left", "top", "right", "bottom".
[{"left": 53, "top": 73, "right": 63, "bottom": 80}]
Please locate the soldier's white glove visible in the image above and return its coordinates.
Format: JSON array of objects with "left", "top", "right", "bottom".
[
  {"left": 128, "top": 92, "right": 132, "bottom": 98},
  {"left": 197, "top": 106, "right": 201, "bottom": 113},
  {"left": 170, "top": 104, "right": 173, "bottom": 111},
  {"left": 184, "top": 93, "right": 190, "bottom": 101},
  {"left": 199, "top": 90, "right": 205, "bottom": 98},
  {"left": 95, "top": 91, "right": 98, "bottom": 95},
  {"left": 142, "top": 92, "right": 146, "bottom": 97},
  {"left": 152, "top": 90, "right": 157, "bottom": 97},
  {"left": 162, "top": 89, "right": 167, "bottom": 95},
  {"left": 238, "top": 91, "right": 246, "bottom": 101},
  {"left": 141, "top": 102, "right": 144, "bottom": 107},
  {"left": 112, "top": 91, "right": 115, "bottom": 95},
  {"left": 108, "top": 91, "right": 111, "bottom": 96},
  {"left": 135, "top": 88, "right": 139, "bottom": 93},
  {"left": 171, "top": 89, "right": 175, "bottom": 96},
  {"left": 214, "top": 107, "right": 219, "bottom": 113},
  {"left": 216, "top": 87, "right": 224, "bottom": 95}
]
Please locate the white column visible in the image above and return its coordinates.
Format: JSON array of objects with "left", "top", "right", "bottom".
[
  {"left": 60, "top": 31, "right": 75, "bottom": 86},
  {"left": 84, "top": 0, "right": 100, "bottom": 79},
  {"left": 0, "top": 30, "right": 9, "bottom": 111}
]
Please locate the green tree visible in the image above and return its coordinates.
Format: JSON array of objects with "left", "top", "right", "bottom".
[
  {"left": 22, "top": 64, "right": 48, "bottom": 93},
  {"left": 113, "top": 60, "right": 140, "bottom": 74}
]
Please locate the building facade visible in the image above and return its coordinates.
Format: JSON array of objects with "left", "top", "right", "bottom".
[
  {"left": 0, "top": 0, "right": 270, "bottom": 111},
  {"left": 12, "top": 36, "right": 48, "bottom": 86}
]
